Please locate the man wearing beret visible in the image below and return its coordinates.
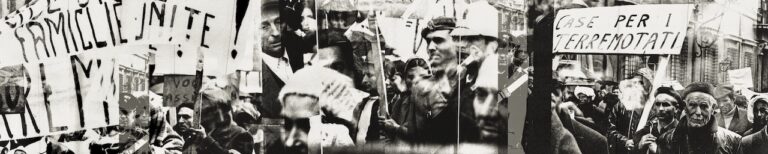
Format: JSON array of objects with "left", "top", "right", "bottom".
[
  {"left": 407, "top": 17, "right": 480, "bottom": 144},
  {"left": 657, "top": 82, "right": 742, "bottom": 154}
]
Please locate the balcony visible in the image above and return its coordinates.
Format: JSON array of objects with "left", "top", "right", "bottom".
[{"left": 756, "top": 24, "right": 768, "bottom": 33}]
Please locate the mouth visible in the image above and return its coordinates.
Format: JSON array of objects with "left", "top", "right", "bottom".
[
  {"left": 270, "top": 42, "right": 282, "bottom": 48},
  {"left": 430, "top": 55, "right": 442, "bottom": 62}
]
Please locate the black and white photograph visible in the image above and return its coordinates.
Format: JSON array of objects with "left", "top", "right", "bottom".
[
  {"left": 0, "top": 0, "right": 765, "bottom": 153},
  {"left": 527, "top": 0, "right": 768, "bottom": 153}
]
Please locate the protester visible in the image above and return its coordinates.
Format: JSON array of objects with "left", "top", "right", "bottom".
[
  {"left": 171, "top": 103, "right": 202, "bottom": 153},
  {"left": 270, "top": 66, "right": 359, "bottom": 153},
  {"left": 739, "top": 95, "right": 768, "bottom": 153},
  {"left": 380, "top": 58, "right": 430, "bottom": 143},
  {"left": 657, "top": 82, "right": 742, "bottom": 154},
  {"left": 607, "top": 74, "right": 649, "bottom": 154},
  {"left": 550, "top": 81, "right": 583, "bottom": 154},
  {"left": 408, "top": 16, "right": 479, "bottom": 144},
  {"left": 633, "top": 87, "right": 683, "bottom": 154},
  {"left": 261, "top": 0, "right": 295, "bottom": 119},
  {"left": 196, "top": 88, "right": 254, "bottom": 154},
  {"left": 714, "top": 85, "right": 752, "bottom": 135}
]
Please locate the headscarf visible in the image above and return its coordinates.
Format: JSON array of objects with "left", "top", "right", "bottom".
[
  {"left": 278, "top": 66, "right": 369, "bottom": 123},
  {"left": 747, "top": 94, "right": 768, "bottom": 122}
]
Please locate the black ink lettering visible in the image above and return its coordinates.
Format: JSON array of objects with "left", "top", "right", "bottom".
[
  {"left": 75, "top": 9, "right": 93, "bottom": 50},
  {"left": 45, "top": 12, "right": 69, "bottom": 55},
  {"left": 104, "top": 3, "right": 116, "bottom": 46},
  {"left": 67, "top": 11, "right": 80, "bottom": 52},
  {"left": 201, "top": 13, "right": 214, "bottom": 48},
  {"left": 15, "top": 29, "right": 30, "bottom": 63},
  {"left": 26, "top": 22, "right": 47, "bottom": 59},
  {"left": 70, "top": 56, "right": 92, "bottom": 127},
  {"left": 136, "top": 3, "right": 147, "bottom": 41},
  {"left": 150, "top": 2, "right": 165, "bottom": 26},
  {"left": 85, "top": 8, "right": 107, "bottom": 48}
]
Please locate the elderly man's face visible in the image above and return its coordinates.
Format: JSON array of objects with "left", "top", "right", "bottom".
[
  {"left": 425, "top": 30, "right": 458, "bottom": 72},
  {"left": 261, "top": 7, "right": 284, "bottom": 56},
  {"left": 685, "top": 92, "right": 716, "bottom": 128},
  {"left": 753, "top": 101, "right": 768, "bottom": 128},
  {"left": 280, "top": 94, "right": 319, "bottom": 154},
  {"left": 653, "top": 94, "right": 678, "bottom": 121}
]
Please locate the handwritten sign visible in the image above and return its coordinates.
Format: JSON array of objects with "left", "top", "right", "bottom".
[
  {"left": 0, "top": 49, "right": 119, "bottom": 141},
  {"left": 163, "top": 75, "right": 200, "bottom": 106},
  {"left": 729, "top": 67, "right": 754, "bottom": 90},
  {"left": 552, "top": 4, "right": 692, "bottom": 54}
]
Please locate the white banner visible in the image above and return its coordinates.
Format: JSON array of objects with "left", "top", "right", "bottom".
[
  {"left": 0, "top": 0, "right": 252, "bottom": 76},
  {"left": 552, "top": 4, "right": 692, "bottom": 54},
  {"left": 729, "top": 67, "right": 754, "bottom": 89},
  {"left": 0, "top": 48, "right": 119, "bottom": 141}
]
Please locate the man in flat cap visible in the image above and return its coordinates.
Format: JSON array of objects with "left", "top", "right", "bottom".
[
  {"left": 714, "top": 84, "right": 752, "bottom": 135},
  {"left": 657, "top": 82, "right": 742, "bottom": 154},
  {"left": 407, "top": 17, "right": 480, "bottom": 144}
]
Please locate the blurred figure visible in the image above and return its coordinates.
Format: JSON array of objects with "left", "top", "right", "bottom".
[
  {"left": 607, "top": 75, "right": 646, "bottom": 153},
  {"left": 633, "top": 87, "right": 683, "bottom": 154},
  {"left": 310, "top": 29, "right": 357, "bottom": 79},
  {"left": 270, "top": 67, "right": 358, "bottom": 154},
  {"left": 657, "top": 82, "right": 741, "bottom": 154},
  {"left": 197, "top": 88, "right": 254, "bottom": 154},
  {"left": 471, "top": 53, "right": 506, "bottom": 144},
  {"left": 739, "top": 95, "right": 768, "bottom": 153},
  {"left": 549, "top": 80, "right": 583, "bottom": 154},
  {"left": 739, "top": 96, "right": 768, "bottom": 153},
  {"left": 714, "top": 84, "right": 751, "bottom": 135},
  {"left": 607, "top": 74, "right": 650, "bottom": 154},
  {"left": 380, "top": 58, "right": 430, "bottom": 142}
]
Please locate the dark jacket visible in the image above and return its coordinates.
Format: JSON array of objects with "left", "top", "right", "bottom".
[
  {"left": 407, "top": 84, "right": 479, "bottom": 144},
  {"left": 197, "top": 123, "right": 254, "bottom": 154},
  {"left": 716, "top": 108, "right": 752, "bottom": 136},
  {"left": 633, "top": 118, "right": 678, "bottom": 154},
  {"left": 261, "top": 63, "right": 286, "bottom": 118},
  {"left": 657, "top": 116, "right": 742, "bottom": 154},
  {"left": 559, "top": 109, "right": 609, "bottom": 154},
  {"left": 739, "top": 126, "right": 768, "bottom": 154},
  {"left": 608, "top": 103, "right": 643, "bottom": 154},
  {"left": 552, "top": 110, "right": 583, "bottom": 154}
]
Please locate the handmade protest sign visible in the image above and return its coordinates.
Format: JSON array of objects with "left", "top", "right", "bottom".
[
  {"left": 552, "top": 4, "right": 692, "bottom": 54},
  {"left": 729, "top": 67, "right": 754, "bottom": 90},
  {"left": 163, "top": 75, "right": 201, "bottom": 106},
  {"left": 0, "top": 0, "right": 129, "bottom": 66},
  {"left": 0, "top": 49, "right": 119, "bottom": 141}
]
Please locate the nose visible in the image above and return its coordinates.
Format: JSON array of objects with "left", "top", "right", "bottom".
[
  {"left": 284, "top": 126, "right": 306, "bottom": 148},
  {"left": 269, "top": 22, "right": 280, "bottom": 37},
  {"left": 427, "top": 42, "right": 437, "bottom": 52}
]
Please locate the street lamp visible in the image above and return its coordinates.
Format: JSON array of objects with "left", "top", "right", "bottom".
[
  {"left": 720, "top": 58, "right": 731, "bottom": 83},
  {"left": 720, "top": 59, "right": 732, "bottom": 71}
]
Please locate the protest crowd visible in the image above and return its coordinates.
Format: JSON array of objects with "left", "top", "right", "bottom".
[{"left": 529, "top": 0, "right": 768, "bottom": 153}]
